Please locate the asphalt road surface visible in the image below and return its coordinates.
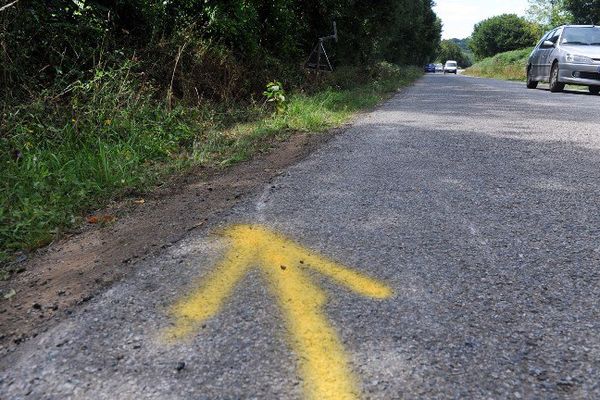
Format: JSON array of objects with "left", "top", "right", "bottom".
[{"left": 2, "top": 74, "right": 600, "bottom": 399}]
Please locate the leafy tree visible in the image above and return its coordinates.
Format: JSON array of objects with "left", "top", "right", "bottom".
[
  {"left": 564, "top": 0, "right": 600, "bottom": 24},
  {"left": 526, "top": 0, "right": 573, "bottom": 28},
  {"left": 437, "top": 40, "right": 471, "bottom": 67},
  {"left": 450, "top": 38, "right": 471, "bottom": 52},
  {"left": 449, "top": 38, "right": 474, "bottom": 62},
  {"left": 376, "top": 0, "right": 442, "bottom": 65},
  {"left": 1, "top": 0, "right": 442, "bottom": 101},
  {"left": 470, "top": 14, "right": 539, "bottom": 59}
]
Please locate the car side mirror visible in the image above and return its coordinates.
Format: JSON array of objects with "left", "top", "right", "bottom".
[{"left": 542, "top": 40, "right": 555, "bottom": 48}]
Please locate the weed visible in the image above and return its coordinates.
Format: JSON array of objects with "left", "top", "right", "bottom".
[
  {"left": 0, "top": 62, "right": 421, "bottom": 275},
  {"left": 263, "top": 82, "right": 287, "bottom": 115}
]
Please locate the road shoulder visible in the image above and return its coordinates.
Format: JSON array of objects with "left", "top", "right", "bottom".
[{"left": 0, "top": 129, "right": 340, "bottom": 356}]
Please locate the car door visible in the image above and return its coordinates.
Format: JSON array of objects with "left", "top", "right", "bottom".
[
  {"left": 541, "top": 28, "right": 563, "bottom": 78},
  {"left": 531, "top": 31, "right": 551, "bottom": 77}
]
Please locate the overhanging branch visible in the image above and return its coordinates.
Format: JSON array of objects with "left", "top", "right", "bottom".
[{"left": 0, "top": 0, "right": 20, "bottom": 12}]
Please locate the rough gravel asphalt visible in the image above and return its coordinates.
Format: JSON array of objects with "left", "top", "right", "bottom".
[{"left": 2, "top": 74, "right": 600, "bottom": 399}]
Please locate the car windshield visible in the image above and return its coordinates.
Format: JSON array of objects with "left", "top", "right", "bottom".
[
  {"left": 446, "top": 62, "right": 457, "bottom": 67},
  {"left": 561, "top": 27, "right": 600, "bottom": 46}
]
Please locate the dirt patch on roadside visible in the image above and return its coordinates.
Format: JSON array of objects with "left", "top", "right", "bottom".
[{"left": 0, "top": 130, "right": 339, "bottom": 355}]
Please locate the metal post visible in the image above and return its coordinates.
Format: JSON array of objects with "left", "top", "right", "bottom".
[
  {"left": 316, "top": 38, "right": 323, "bottom": 72},
  {"left": 304, "top": 21, "right": 337, "bottom": 72}
]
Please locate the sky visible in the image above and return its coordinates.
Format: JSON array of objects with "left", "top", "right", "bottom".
[{"left": 434, "top": 0, "right": 529, "bottom": 39}]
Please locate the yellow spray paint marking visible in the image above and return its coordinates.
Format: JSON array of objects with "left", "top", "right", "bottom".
[{"left": 164, "top": 224, "right": 392, "bottom": 400}]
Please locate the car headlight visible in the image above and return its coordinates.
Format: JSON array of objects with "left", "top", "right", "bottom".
[{"left": 565, "top": 54, "right": 593, "bottom": 64}]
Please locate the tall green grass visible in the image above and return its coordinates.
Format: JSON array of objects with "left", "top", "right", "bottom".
[
  {"left": 463, "top": 48, "right": 533, "bottom": 81},
  {"left": 0, "top": 62, "right": 421, "bottom": 271}
]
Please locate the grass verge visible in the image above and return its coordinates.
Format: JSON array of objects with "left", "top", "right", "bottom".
[
  {"left": 463, "top": 48, "right": 533, "bottom": 81},
  {"left": 0, "top": 63, "right": 421, "bottom": 275}
]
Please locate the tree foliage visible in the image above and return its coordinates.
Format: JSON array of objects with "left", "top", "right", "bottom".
[
  {"left": 564, "top": 0, "right": 600, "bottom": 24},
  {"left": 469, "top": 14, "right": 539, "bottom": 59},
  {"left": 449, "top": 38, "right": 474, "bottom": 64},
  {"left": 437, "top": 40, "right": 472, "bottom": 67},
  {"left": 0, "top": 0, "right": 442, "bottom": 102},
  {"left": 527, "top": 0, "right": 573, "bottom": 28}
]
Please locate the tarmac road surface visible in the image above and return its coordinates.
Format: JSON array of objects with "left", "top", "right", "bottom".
[{"left": 2, "top": 74, "right": 600, "bottom": 399}]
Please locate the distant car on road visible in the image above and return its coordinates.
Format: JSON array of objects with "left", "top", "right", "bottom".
[
  {"left": 527, "top": 25, "right": 600, "bottom": 94},
  {"left": 435, "top": 63, "right": 444, "bottom": 72},
  {"left": 444, "top": 61, "right": 458, "bottom": 74},
  {"left": 424, "top": 63, "right": 436, "bottom": 73}
]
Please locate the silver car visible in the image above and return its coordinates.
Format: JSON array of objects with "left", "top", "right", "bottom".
[{"left": 527, "top": 25, "right": 600, "bottom": 94}]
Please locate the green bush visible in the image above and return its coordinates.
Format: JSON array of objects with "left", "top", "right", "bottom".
[
  {"left": 470, "top": 14, "right": 538, "bottom": 60},
  {"left": 464, "top": 48, "right": 533, "bottom": 80},
  {"left": 0, "top": 0, "right": 441, "bottom": 103}
]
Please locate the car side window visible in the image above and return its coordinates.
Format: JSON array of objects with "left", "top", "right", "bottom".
[
  {"left": 549, "top": 28, "right": 562, "bottom": 44},
  {"left": 539, "top": 30, "right": 556, "bottom": 48},
  {"left": 537, "top": 31, "right": 552, "bottom": 47}
]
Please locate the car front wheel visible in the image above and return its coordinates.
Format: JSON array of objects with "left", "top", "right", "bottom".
[
  {"left": 589, "top": 85, "right": 600, "bottom": 95},
  {"left": 549, "top": 63, "right": 565, "bottom": 92},
  {"left": 526, "top": 67, "right": 538, "bottom": 89}
]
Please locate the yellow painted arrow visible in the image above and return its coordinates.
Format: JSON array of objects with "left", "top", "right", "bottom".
[{"left": 164, "top": 224, "right": 392, "bottom": 400}]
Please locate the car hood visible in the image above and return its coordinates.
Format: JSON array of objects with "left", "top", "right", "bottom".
[{"left": 561, "top": 44, "right": 600, "bottom": 59}]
